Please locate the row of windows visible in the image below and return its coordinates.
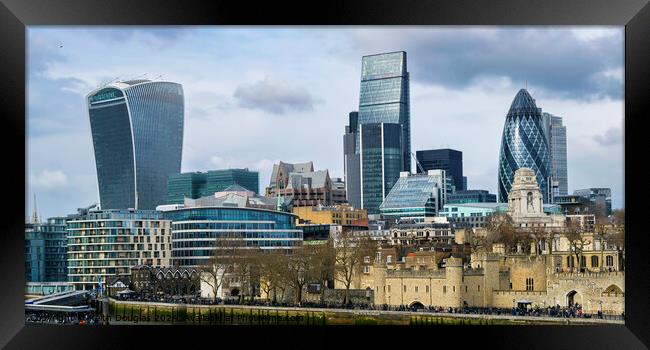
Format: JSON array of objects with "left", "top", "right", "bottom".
[
  {"left": 566, "top": 255, "right": 614, "bottom": 268},
  {"left": 383, "top": 284, "right": 480, "bottom": 293}
]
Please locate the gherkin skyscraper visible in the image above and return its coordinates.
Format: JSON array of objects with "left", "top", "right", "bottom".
[{"left": 498, "top": 89, "right": 551, "bottom": 204}]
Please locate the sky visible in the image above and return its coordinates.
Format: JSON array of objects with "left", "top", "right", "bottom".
[{"left": 26, "top": 26, "right": 624, "bottom": 220}]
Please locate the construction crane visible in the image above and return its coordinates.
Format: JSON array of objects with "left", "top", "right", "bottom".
[{"left": 411, "top": 152, "right": 426, "bottom": 174}]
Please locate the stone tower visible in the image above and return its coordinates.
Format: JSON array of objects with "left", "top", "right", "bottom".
[{"left": 507, "top": 167, "right": 545, "bottom": 219}]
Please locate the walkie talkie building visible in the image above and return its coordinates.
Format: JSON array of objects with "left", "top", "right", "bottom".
[
  {"left": 87, "top": 80, "right": 184, "bottom": 210},
  {"left": 498, "top": 89, "right": 552, "bottom": 204}
]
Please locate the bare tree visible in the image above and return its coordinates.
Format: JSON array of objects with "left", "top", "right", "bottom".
[
  {"left": 199, "top": 231, "right": 241, "bottom": 302},
  {"left": 334, "top": 228, "right": 376, "bottom": 305},
  {"left": 486, "top": 213, "right": 517, "bottom": 253},
  {"left": 565, "top": 220, "right": 590, "bottom": 272},
  {"left": 284, "top": 248, "right": 312, "bottom": 305},
  {"left": 467, "top": 229, "right": 497, "bottom": 253},
  {"left": 306, "top": 239, "right": 336, "bottom": 303}
]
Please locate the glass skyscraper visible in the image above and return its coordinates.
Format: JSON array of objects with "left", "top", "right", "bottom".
[
  {"left": 25, "top": 217, "right": 68, "bottom": 282},
  {"left": 360, "top": 122, "right": 403, "bottom": 214},
  {"left": 357, "top": 51, "right": 411, "bottom": 171},
  {"left": 345, "top": 52, "right": 410, "bottom": 214},
  {"left": 415, "top": 148, "right": 465, "bottom": 191},
  {"left": 87, "top": 80, "right": 184, "bottom": 210},
  {"left": 343, "top": 111, "right": 361, "bottom": 209},
  {"left": 379, "top": 171, "right": 441, "bottom": 221},
  {"left": 498, "top": 89, "right": 552, "bottom": 203},
  {"left": 542, "top": 112, "right": 568, "bottom": 197},
  {"left": 167, "top": 169, "right": 260, "bottom": 204}
]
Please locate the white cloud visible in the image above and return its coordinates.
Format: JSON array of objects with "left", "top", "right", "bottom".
[{"left": 30, "top": 170, "right": 68, "bottom": 189}]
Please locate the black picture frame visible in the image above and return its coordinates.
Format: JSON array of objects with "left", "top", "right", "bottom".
[{"left": 1, "top": 0, "right": 648, "bottom": 348}]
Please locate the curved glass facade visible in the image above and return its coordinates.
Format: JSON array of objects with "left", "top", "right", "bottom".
[
  {"left": 87, "top": 81, "right": 184, "bottom": 210},
  {"left": 163, "top": 207, "right": 303, "bottom": 267},
  {"left": 498, "top": 89, "right": 551, "bottom": 203}
]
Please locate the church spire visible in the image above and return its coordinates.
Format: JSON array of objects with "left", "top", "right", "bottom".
[{"left": 32, "top": 193, "right": 39, "bottom": 224}]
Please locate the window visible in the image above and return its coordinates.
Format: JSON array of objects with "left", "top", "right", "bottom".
[
  {"left": 452, "top": 286, "right": 455, "bottom": 292},
  {"left": 567, "top": 256, "right": 575, "bottom": 268},
  {"left": 465, "top": 286, "right": 468, "bottom": 292},
  {"left": 387, "top": 255, "right": 392, "bottom": 264},
  {"left": 606, "top": 255, "right": 614, "bottom": 267},
  {"left": 387, "top": 285, "right": 391, "bottom": 292},
  {"left": 363, "top": 265, "right": 370, "bottom": 274},
  {"left": 403, "top": 285, "right": 406, "bottom": 292},
  {"left": 526, "top": 278, "right": 534, "bottom": 291},
  {"left": 591, "top": 256, "right": 599, "bottom": 268},
  {"left": 478, "top": 285, "right": 480, "bottom": 291},
  {"left": 426, "top": 285, "right": 429, "bottom": 293},
  {"left": 415, "top": 286, "right": 418, "bottom": 293},
  {"left": 580, "top": 256, "right": 586, "bottom": 268},
  {"left": 443, "top": 286, "right": 447, "bottom": 293},
  {"left": 364, "top": 256, "right": 370, "bottom": 264}
]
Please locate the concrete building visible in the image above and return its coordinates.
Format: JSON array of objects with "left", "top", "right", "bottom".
[
  {"left": 506, "top": 168, "right": 565, "bottom": 229},
  {"left": 265, "top": 161, "right": 345, "bottom": 208},
  {"left": 293, "top": 204, "right": 368, "bottom": 226},
  {"left": 389, "top": 217, "right": 455, "bottom": 246},
  {"left": 66, "top": 209, "right": 172, "bottom": 290}
]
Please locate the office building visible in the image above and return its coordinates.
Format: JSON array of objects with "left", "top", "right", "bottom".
[
  {"left": 415, "top": 149, "right": 465, "bottom": 191},
  {"left": 167, "top": 168, "right": 259, "bottom": 204},
  {"left": 293, "top": 204, "right": 368, "bottom": 226},
  {"left": 265, "top": 161, "right": 346, "bottom": 208},
  {"left": 447, "top": 190, "right": 497, "bottom": 204},
  {"left": 554, "top": 195, "right": 593, "bottom": 215},
  {"left": 25, "top": 217, "right": 68, "bottom": 282},
  {"left": 573, "top": 188, "right": 612, "bottom": 216},
  {"left": 160, "top": 202, "right": 303, "bottom": 268},
  {"left": 66, "top": 209, "right": 172, "bottom": 290},
  {"left": 379, "top": 171, "right": 441, "bottom": 222},
  {"left": 360, "top": 123, "right": 404, "bottom": 214},
  {"left": 357, "top": 51, "right": 411, "bottom": 171},
  {"left": 344, "top": 111, "right": 362, "bottom": 208},
  {"left": 542, "top": 112, "right": 569, "bottom": 198},
  {"left": 87, "top": 80, "right": 184, "bottom": 210},
  {"left": 498, "top": 89, "right": 552, "bottom": 204}
]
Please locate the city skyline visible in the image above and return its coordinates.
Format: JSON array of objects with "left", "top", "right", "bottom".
[{"left": 27, "top": 27, "right": 624, "bottom": 219}]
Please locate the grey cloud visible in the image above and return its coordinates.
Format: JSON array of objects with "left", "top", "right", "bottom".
[
  {"left": 233, "top": 77, "right": 316, "bottom": 114},
  {"left": 594, "top": 127, "right": 623, "bottom": 146},
  {"left": 347, "top": 27, "right": 623, "bottom": 101}
]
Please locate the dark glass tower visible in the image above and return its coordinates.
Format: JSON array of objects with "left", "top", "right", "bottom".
[
  {"left": 415, "top": 148, "right": 464, "bottom": 191},
  {"left": 498, "top": 89, "right": 552, "bottom": 203},
  {"left": 360, "top": 122, "right": 403, "bottom": 214},
  {"left": 344, "top": 111, "right": 361, "bottom": 208},
  {"left": 87, "top": 80, "right": 184, "bottom": 210}
]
